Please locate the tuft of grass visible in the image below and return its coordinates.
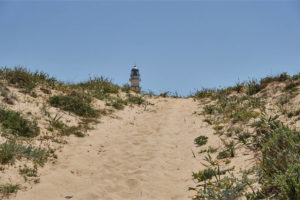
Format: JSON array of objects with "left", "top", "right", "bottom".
[
  {"left": 47, "top": 114, "right": 86, "bottom": 137},
  {"left": 0, "top": 140, "right": 48, "bottom": 166},
  {"left": 126, "top": 94, "right": 145, "bottom": 105},
  {"left": 49, "top": 95, "right": 98, "bottom": 118},
  {"left": 194, "top": 136, "right": 208, "bottom": 146},
  {"left": 192, "top": 167, "right": 227, "bottom": 182},
  {"left": 73, "top": 76, "right": 119, "bottom": 98},
  {"left": 0, "top": 183, "right": 20, "bottom": 197},
  {"left": 284, "top": 80, "right": 300, "bottom": 92},
  {"left": 232, "top": 82, "right": 245, "bottom": 93},
  {"left": 159, "top": 91, "right": 169, "bottom": 98},
  {"left": 106, "top": 97, "right": 127, "bottom": 110},
  {"left": 199, "top": 146, "right": 218, "bottom": 154},
  {"left": 0, "top": 108, "right": 40, "bottom": 137},
  {"left": 247, "top": 80, "right": 261, "bottom": 95},
  {"left": 121, "top": 84, "right": 131, "bottom": 93},
  {"left": 204, "top": 105, "right": 216, "bottom": 115},
  {"left": 0, "top": 67, "right": 58, "bottom": 93},
  {"left": 193, "top": 88, "right": 216, "bottom": 99}
]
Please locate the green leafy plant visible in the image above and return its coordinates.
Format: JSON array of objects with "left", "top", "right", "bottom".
[
  {"left": 190, "top": 152, "right": 252, "bottom": 200},
  {"left": 194, "top": 136, "right": 208, "bottom": 146}
]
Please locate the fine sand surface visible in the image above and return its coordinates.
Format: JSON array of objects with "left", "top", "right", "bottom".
[{"left": 12, "top": 98, "right": 219, "bottom": 200}]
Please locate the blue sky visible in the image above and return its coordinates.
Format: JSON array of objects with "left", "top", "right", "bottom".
[{"left": 0, "top": 1, "right": 299, "bottom": 95}]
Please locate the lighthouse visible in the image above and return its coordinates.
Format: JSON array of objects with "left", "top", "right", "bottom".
[{"left": 129, "top": 65, "right": 141, "bottom": 92}]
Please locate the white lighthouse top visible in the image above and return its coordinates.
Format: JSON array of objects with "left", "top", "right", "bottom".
[{"left": 133, "top": 65, "right": 138, "bottom": 70}]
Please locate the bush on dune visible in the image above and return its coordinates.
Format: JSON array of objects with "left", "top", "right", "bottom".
[
  {"left": 49, "top": 95, "right": 99, "bottom": 118},
  {"left": 0, "top": 108, "right": 40, "bottom": 137}
]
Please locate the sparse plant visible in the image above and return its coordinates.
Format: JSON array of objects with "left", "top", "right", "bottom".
[
  {"left": 19, "top": 165, "right": 38, "bottom": 177},
  {"left": 159, "top": 91, "right": 169, "bottom": 98},
  {"left": 126, "top": 94, "right": 145, "bottom": 105},
  {"left": 232, "top": 82, "right": 244, "bottom": 93},
  {"left": 0, "top": 140, "right": 48, "bottom": 165},
  {"left": 121, "top": 83, "right": 131, "bottom": 93},
  {"left": 0, "top": 183, "right": 20, "bottom": 197},
  {"left": 247, "top": 80, "right": 261, "bottom": 95},
  {"left": 284, "top": 80, "right": 300, "bottom": 92},
  {"left": 106, "top": 97, "right": 127, "bottom": 110},
  {"left": 193, "top": 88, "right": 216, "bottom": 99}
]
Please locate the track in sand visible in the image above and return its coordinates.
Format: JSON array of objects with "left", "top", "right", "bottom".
[{"left": 13, "top": 98, "right": 215, "bottom": 200}]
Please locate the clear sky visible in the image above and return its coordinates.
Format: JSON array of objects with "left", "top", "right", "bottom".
[{"left": 0, "top": 1, "right": 299, "bottom": 95}]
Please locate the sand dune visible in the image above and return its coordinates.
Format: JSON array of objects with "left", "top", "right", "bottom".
[{"left": 12, "top": 98, "right": 212, "bottom": 200}]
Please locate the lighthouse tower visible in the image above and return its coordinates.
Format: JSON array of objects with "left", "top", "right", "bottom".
[{"left": 129, "top": 65, "right": 141, "bottom": 92}]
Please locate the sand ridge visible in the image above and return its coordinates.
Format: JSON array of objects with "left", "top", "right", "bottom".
[{"left": 12, "top": 98, "right": 209, "bottom": 200}]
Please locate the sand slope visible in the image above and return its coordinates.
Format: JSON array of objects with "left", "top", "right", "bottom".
[{"left": 13, "top": 98, "right": 212, "bottom": 200}]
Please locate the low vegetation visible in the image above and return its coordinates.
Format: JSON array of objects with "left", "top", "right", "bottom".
[
  {"left": 0, "top": 108, "right": 40, "bottom": 137},
  {"left": 0, "top": 67, "right": 58, "bottom": 93},
  {"left": 0, "top": 67, "right": 148, "bottom": 198},
  {"left": 49, "top": 95, "right": 99, "bottom": 118},
  {"left": 194, "top": 136, "right": 208, "bottom": 146},
  {"left": 0, "top": 140, "right": 48, "bottom": 165},
  {"left": 192, "top": 72, "right": 300, "bottom": 199},
  {"left": 0, "top": 184, "right": 20, "bottom": 198}
]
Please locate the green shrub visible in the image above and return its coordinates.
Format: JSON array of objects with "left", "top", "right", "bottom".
[
  {"left": 258, "top": 124, "right": 300, "bottom": 199},
  {"left": 191, "top": 172, "right": 255, "bottom": 200},
  {"left": 0, "top": 108, "right": 40, "bottom": 137},
  {"left": 190, "top": 153, "right": 250, "bottom": 200},
  {"left": 250, "top": 117, "right": 300, "bottom": 199},
  {"left": 194, "top": 136, "right": 208, "bottom": 146},
  {"left": 49, "top": 95, "right": 98, "bottom": 118}
]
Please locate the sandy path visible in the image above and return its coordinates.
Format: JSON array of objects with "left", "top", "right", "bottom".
[{"left": 13, "top": 98, "right": 212, "bottom": 200}]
